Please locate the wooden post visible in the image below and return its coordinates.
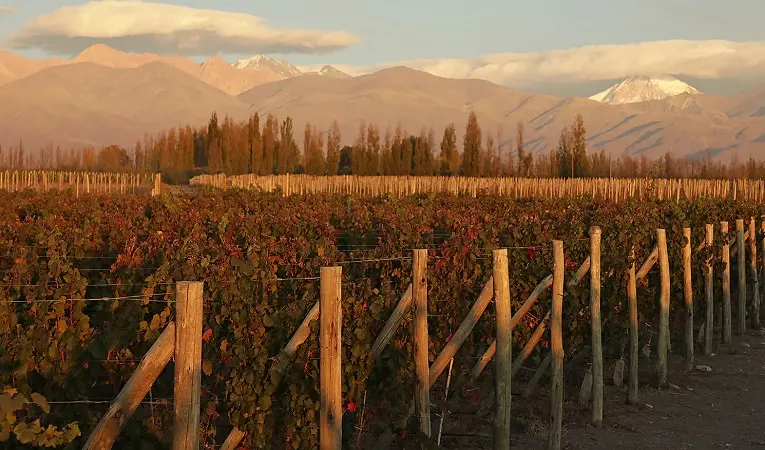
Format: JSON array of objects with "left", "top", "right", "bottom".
[
  {"left": 722, "top": 221, "right": 731, "bottom": 343},
  {"left": 548, "top": 240, "right": 564, "bottom": 450},
  {"left": 173, "top": 282, "right": 204, "bottom": 450},
  {"left": 271, "top": 301, "right": 319, "bottom": 378},
  {"left": 219, "top": 428, "right": 246, "bottom": 450},
  {"left": 369, "top": 285, "right": 413, "bottom": 359},
  {"left": 320, "top": 267, "right": 342, "bottom": 450},
  {"left": 413, "top": 250, "right": 431, "bottom": 439},
  {"left": 682, "top": 227, "right": 693, "bottom": 371},
  {"left": 704, "top": 224, "right": 714, "bottom": 355},
  {"left": 736, "top": 219, "right": 746, "bottom": 335},
  {"left": 750, "top": 218, "right": 759, "bottom": 328},
  {"left": 429, "top": 277, "right": 493, "bottom": 385},
  {"left": 493, "top": 249, "right": 511, "bottom": 450},
  {"left": 83, "top": 322, "right": 176, "bottom": 450},
  {"left": 627, "top": 248, "right": 639, "bottom": 404},
  {"left": 522, "top": 352, "right": 552, "bottom": 398},
  {"left": 589, "top": 226, "right": 603, "bottom": 427},
  {"left": 657, "top": 229, "right": 670, "bottom": 387},
  {"left": 761, "top": 220, "right": 765, "bottom": 330}
]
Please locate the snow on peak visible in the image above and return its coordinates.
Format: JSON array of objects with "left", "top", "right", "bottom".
[
  {"left": 318, "top": 65, "right": 351, "bottom": 79},
  {"left": 589, "top": 75, "right": 701, "bottom": 105},
  {"left": 232, "top": 55, "right": 303, "bottom": 78}
]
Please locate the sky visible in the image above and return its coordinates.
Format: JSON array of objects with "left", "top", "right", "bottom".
[{"left": 1, "top": 0, "right": 765, "bottom": 96}]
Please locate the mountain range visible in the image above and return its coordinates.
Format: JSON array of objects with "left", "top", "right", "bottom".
[{"left": 0, "top": 44, "right": 764, "bottom": 162}]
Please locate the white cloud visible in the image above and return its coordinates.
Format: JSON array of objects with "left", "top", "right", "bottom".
[
  {"left": 303, "top": 40, "right": 765, "bottom": 87},
  {"left": 10, "top": 0, "right": 359, "bottom": 56}
]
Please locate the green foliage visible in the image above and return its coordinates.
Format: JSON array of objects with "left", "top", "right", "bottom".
[
  {"left": 0, "top": 388, "right": 80, "bottom": 447},
  {"left": 0, "top": 190, "right": 761, "bottom": 447}
]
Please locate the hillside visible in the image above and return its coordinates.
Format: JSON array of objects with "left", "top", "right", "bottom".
[
  {"left": 728, "top": 84, "right": 765, "bottom": 118},
  {"left": 0, "top": 48, "right": 763, "bottom": 161},
  {"left": 0, "top": 62, "right": 251, "bottom": 150},
  {"left": 238, "top": 67, "right": 765, "bottom": 161}
]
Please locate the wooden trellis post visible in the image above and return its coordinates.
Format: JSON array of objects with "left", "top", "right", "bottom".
[
  {"left": 589, "top": 226, "right": 603, "bottom": 427},
  {"left": 722, "top": 221, "right": 731, "bottom": 343},
  {"left": 173, "top": 282, "right": 204, "bottom": 450},
  {"left": 493, "top": 249, "right": 511, "bottom": 449},
  {"left": 657, "top": 229, "right": 670, "bottom": 386},
  {"left": 320, "top": 267, "right": 342, "bottom": 450},
  {"left": 682, "top": 227, "right": 693, "bottom": 371},
  {"left": 413, "top": 249, "right": 431, "bottom": 440},
  {"left": 548, "top": 240, "right": 565, "bottom": 450}
]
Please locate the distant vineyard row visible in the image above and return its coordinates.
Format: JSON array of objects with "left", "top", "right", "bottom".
[
  {"left": 192, "top": 173, "right": 765, "bottom": 202},
  {"left": 0, "top": 190, "right": 758, "bottom": 448}
]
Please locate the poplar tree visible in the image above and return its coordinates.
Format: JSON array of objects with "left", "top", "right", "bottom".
[
  {"left": 439, "top": 123, "right": 457, "bottom": 176},
  {"left": 247, "top": 113, "right": 262, "bottom": 175},
  {"left": 261, "top": 114, "right": 277, "bottom": 175},
  {"left": 461, "top": 111, "right": 481, "bottom": 177},
  {"left": 304, "top": 123, "right": 326, "bottom": 175},
  {"left": 326, "top": 120, "right": 341, "bottom": 175}
]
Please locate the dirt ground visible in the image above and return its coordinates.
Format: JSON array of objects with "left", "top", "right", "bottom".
[{"left": 432, "top": 329, "right": 765, "bottom": 450}]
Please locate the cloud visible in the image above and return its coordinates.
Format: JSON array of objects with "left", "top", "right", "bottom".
[
  {"left": 9, "top": 0, "right": 359, "bottom": 56},
  {"left": 0, "top": 5, "right": 14, "bottom": 14},
  {"left": 302, "top": 40, "right": 765, "bottom": 88}
]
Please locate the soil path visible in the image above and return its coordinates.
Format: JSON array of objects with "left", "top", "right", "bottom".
[{"left": 511, "top": 330, "right": 765, "bottom": 449}]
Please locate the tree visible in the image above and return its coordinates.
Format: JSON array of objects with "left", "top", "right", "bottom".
[
  {"left": 338, "top": 145, "right": 353, "bottom": 175},
  {"left": 440, "top": 123, "right": 458, "bottom": 176},
  {"left": 247, "top": 113, "right": 262, "bottom": 175},
  {"left": 326, "top": 120, "right": 341, "bottom": 175},
  {"left": 367, "top": 123, "right": 381, "bottom": 175},
  {"left": 412, "top": 127, "right": 435, "bottom": 176},
  {"left": 97, "top": 145, "right": 133, "bottom": 172},
  {"left": 277, "top": 117, "right": 298, "bottom": 174},
  {"left": 569, "top": 114, "right": 588, "bottom": 177},
  {"left": 262, "top": 114, "right": 278, "bottom": 175},
  {"left": 352, "top": 121, "right": 368, "bottom": 175},
  {"left": 516, "top": 121, "right": 527, "bottom": 176},
  {"left": 461, "top": 111, "right": 481, "bottom": 177},
  {"left": 303, "top": 123, "right": 325, "bottom": 175},
  {"left": 555, "top": 127, "right": 572, "bottom": 178}
]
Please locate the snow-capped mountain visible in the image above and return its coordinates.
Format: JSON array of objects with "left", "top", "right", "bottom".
[
  {"left": 589, "top": 75, "right": 701, "bottom": 105},
  {"left": 316, "top": 65, "right": 351, "bottom": 79},
  {"left": 233, "top": 55, "right": 303, "bottom": 78}
]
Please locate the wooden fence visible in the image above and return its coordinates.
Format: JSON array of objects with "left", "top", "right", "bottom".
[
  {"left": 0, "top": 170, "right": 161, "bottom": 196},
  {"left": 75, "top": 217, "right": 762, "bottom": 449},
  {"left": 190, "top": 174, "right": 765, "bottom": 201}
]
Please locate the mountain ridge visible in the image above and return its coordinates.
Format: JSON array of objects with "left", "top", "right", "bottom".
[
  {"left": 590, "top": 75, "right": 701, "bottom": 105},
  {"left": 0, "top": 46, "right": 763, "bottom": 162}
]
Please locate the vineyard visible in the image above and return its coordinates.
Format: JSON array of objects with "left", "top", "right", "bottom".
[
  {"left": 191, "top": 173, "right": 765, "bottom": 201},
  {"left": 0, "top": 186, "right": 763, "bottom": 449}
]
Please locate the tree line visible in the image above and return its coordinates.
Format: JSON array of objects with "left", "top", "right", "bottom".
[{"left": 1, "top": 111, "right": 763, "bottom": 181}]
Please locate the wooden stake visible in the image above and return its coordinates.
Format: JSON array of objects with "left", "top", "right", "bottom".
[
  {"left": 656, "top": 229, "right": 670, "bottom": 387},
  {"left": 750, "top": 218, "right": 759, "bottom": 328},
  {"left": 589, "top": 226, "right": 603, "bottom": 427},
  {"left": 219, "top": 428, "right": 246, "bottom": 450},
  {"left": 429, "top": 277, "right": 493, "bottom": 386},
  {"left": 523, "top": 352, "right": 552, "bottom": 398},
  {"left": 320, "top": 267, "right": 342, "bottom": 450},
  {"left": 493, "top": 249, "right": 511, "bottom": 450},
  {"left": 83, "top": 322, "right": 176, "bottom": 450},
  {"left": 736, "top": 219, "right": 746, "bottom": 335},
  {"left": 548, "top": 240, "right": 564, "bottom": 450},
  {"left": 627, "top": 248, "right": 639, "bottom": 404},
  {"left": 173, "top": 282, "right": 204, "bottom": 450},
  {"left": 369, "top": 284, "right": 412, "bottom": 359},
  {"left": 682, "top": 227, "right": 694, "bottom": 371},
  {"left": 722, "top": 221, "right": 731, "bottom": 343},
  {"left": 413, "top": 250, "right": 431, "bottom": 439},
  {"left": 704, "top": 224, "right": 714, "bottom": 355}
]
